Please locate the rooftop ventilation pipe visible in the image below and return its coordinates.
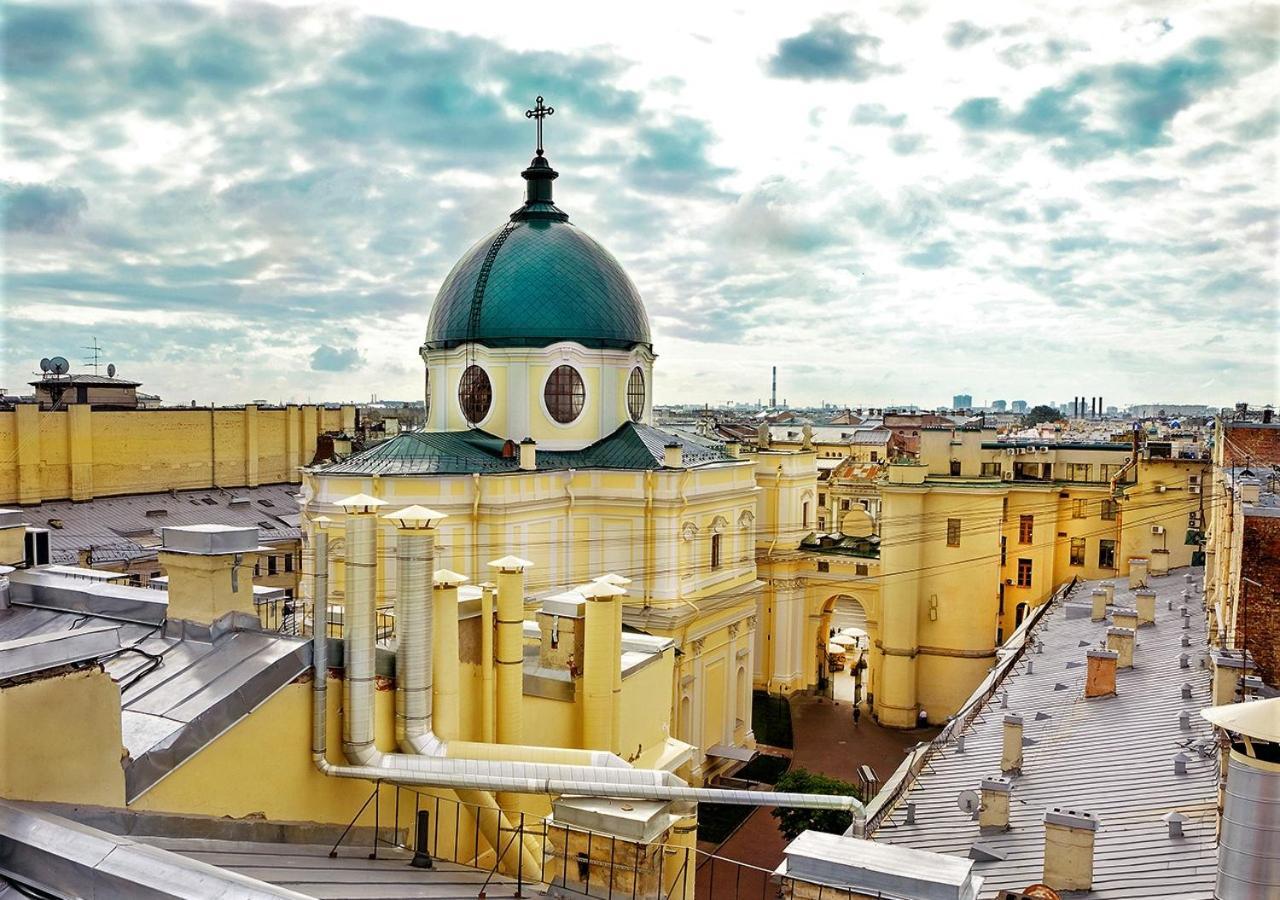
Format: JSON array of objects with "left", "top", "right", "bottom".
[{"left": 311, "top": 497, "right": 864, "bottom": 818}]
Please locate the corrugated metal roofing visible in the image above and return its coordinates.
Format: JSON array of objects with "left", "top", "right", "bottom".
[
  {"left": 28, "top": 485, "right": 300, "bottom": 566},
  {"left": 871, "top": 571, "right": 1219, "bottom": 899}
]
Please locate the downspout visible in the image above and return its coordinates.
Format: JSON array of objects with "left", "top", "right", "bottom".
[
  {"left": 480, "top": 583, "right": 496, "bottom": 744},
  {"left": 644, "top": 470, "right": 654, "bottom": 606},
  {"left": 471, "top": 473, "right": 481, "bottom": 586},
  {"left": 312, "top": 502, "right": 866, "bottom": 827}
]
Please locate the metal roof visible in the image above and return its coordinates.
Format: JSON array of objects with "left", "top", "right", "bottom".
[
  {"left": 1, "top": 571, "right": 309, "bottom": 803},
  {"left": 423, "top": 157, "right": 651, "bottom": 353},
  {"left": 318, "top": 422, "right": 734, "bottom": 477},
  {"left": 870, "top": 571, "right": 1219, "bottom": 899},
  {"left": 29, "top": 374, "right": 142, "bottom": 387},
  {"left": 28, "top": 484, "right": 300, "bottom": 566}
]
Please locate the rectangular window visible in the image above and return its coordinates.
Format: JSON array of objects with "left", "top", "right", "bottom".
[
  {"left": 285, "top": 553, "right": 294, "bottom": 573},
  {"left": 1072, "top": 499, "right": 1087, "bottom": 519},
  {"left": 816, "top": 561, "right": 829, "bottom": 573},
  {"left": 802, "top": 503, "right": 809, "bottom": 529},
  {"left": 1100, "top": 499, "right": 1118, "bottom": 521},
  {"left": 981, "top": 462, "right": 1002, "bottom": 477},
  {"left": 254, "top": 561, "right": 261, "bottom": 576},
  {"left": 949, "top": 459, "right": 962, "bottom": 476},
  {"left": 855, "top": 563, "right": 868, "bottom": 576},
  {"left": 841, "top": 499, "right": 851, "bottom": 511},
  {"left": 818, "top": 493, "right": 826, "bottom": 506},
  {"left": 1070, "top": 538, "right": 1086, "bottom": 566},
  {"left": 947, "top": 518, "right": 961, "bottom": 547},
  {"left": 268, "top": 555, "right": 278, "bottom": 575},
  {"left": 1018, "top": 514, "right": 1034, "bottom": 544},
  {"left": 1066, "top": 463, "right": 1092, "bottom": 482},
  {"left": 998, "top": 582, "right": 1005, "bottom": 614},
  {"left": 1000, "top": 536, "right": 1007, "bottom": 566},
  {"left": 711, "top": 533, "right": 722, "bottom": 570},
  {"left": 818, "top": 517, "right": 826, "bottom": 531},
  {"left": 870, "top": 451, "right": 878, "bottom": 462},
  {"left": 1099, "top": 464, "right": 1115, "bottom": 482},
  {"left": 1099, "top": 539, "right": 1116, "bottom": 569},
  {"left": 1017, "top": 558, "right": 1033, "bottom": 587}
]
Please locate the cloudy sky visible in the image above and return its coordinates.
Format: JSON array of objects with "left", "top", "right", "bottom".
[{"left": 3, "top": 1, "right": 1276, "bottom": 409}]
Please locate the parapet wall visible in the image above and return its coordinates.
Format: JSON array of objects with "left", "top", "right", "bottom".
[{"left": 0, "top": 403, "right": 355, "bottom": 504}]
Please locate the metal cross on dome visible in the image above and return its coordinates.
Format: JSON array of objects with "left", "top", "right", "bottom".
[{"left": 525, "top": 96, "right": 554, "bottom": 156}]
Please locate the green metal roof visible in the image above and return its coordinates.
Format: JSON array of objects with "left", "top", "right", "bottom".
[
  {"left": 317, "top": 422, "right": 732, "bottom": 477},
  {"left": 422, "top": 155, "right": 651, "bottom": 352}
]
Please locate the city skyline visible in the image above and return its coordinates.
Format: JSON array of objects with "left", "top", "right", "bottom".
[{"left": 4, "top": 1, "right": 1277, "bottom": 407}]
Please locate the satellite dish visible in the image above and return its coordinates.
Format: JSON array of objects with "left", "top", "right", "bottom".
[
  {"left": 39, "top": 358, "right": 51, "bottom": 373},
  {"left": 957, "top": 789, "right": 980, "bottom": 816},
  {"left": 107, "top": 363, "right": 116, "bottom": 378},
  {"left": 49, "top": 357, "right": 69, "bottom": 376}
]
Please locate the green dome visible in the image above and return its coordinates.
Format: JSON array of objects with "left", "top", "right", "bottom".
[{"left": 423, "top": 157, "right": 651, "bottom": 352}]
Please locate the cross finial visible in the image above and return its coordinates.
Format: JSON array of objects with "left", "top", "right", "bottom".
[{"left": 525, "top": 96, "right": 554, "bottom": 157}]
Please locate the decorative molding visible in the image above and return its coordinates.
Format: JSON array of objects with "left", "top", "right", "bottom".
[
  {"left": 680, "top": 521, "right": 699, "bottom": 542},
  {"left": 690, "top": 638, "right": 705, "bottom": 655},
  {"left": 768, "top": 577, "right": 805, "bottom": 592},
  {"left": 738, "top": 509, "right": 755, "bottom": 529},
  {"left": 747, "top": 615, "right": 758, "bottom": 630},
  {"left": 709, "top": 515, "right": 728, "bottom": 534},
  {"left": 727, "top": 622, "right": 739, "bottom": 638}
]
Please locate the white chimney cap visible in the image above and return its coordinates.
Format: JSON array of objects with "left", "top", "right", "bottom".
[
  {"left": 594, "top": 572, "right": 634, "bottom": 586},
  {"left": 335, "top": 493, "right": 386, "bottom": 512},
  {"left": 487, "top": 555, "right": 534, "bottom": 572},
  {"left": 382, "top": 505, "right": 448, "bottom": 529},
  {"left": 577, "top": 581, "right": 627, "bottom": 599},
  {"left": 161, "top": 524, "right": 262, "bottom": 555},
  {"left": 1201, "top": 696, "right": 1280, "bottom": 742},
  {"left": 1044, "top": 807, "right": 1098, "bottom": 831},
  {"left": 432, "top": 569, "right": 469, "bottom": 587}
]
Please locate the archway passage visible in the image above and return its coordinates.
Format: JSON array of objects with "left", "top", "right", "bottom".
[{"left": 816, "top": 594, "right": 872, "bottom": 705}]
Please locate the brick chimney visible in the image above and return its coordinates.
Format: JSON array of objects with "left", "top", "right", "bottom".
[
  {"left": 1043, "top": 807, "right": 1098, "bottom": 892},
  {"left": 1001, "top": 713, "right": 1023, "bottom": 774},
  {"left": 158, "top": 524, "right": 261, "bottom": 625},
  {"left": 1129, "top": 558, "right": 1149, "bottom": 589},
  {"left": 1211, "top": 649, "right": 1256, "bottom": 707},
  {"left": 663, "top": 441, "right": 683, "bottom": 468},
  {"left": 979, "top": 776, "right": 1012, "bottom": 830},
  {"left": 1090, "top": 588, "right": 1107, "bottom": 622},
  {"left": 519, "top": 437, "right": 537, "bottom": 471},
  {"left": 1112, "top": 608, "right": 1139, "bottom": 632},
  {"left": 1085, "top": 649, "right": 1118, "bottom": 698},
  {"left": 1107, "top": 626, "right": 1135, "bottom": 669},
  {"left": 1134, "top": 589, "right": 1156, "bottom": 627},
  {"left": 1102, "top": 581, "right": 1116, "bottom": 604}
]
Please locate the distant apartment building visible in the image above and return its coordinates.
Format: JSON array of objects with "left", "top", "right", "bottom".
[
  {"left": 1206, "top": 417, "right": 1280, "bottom": 686},
  {"left": 952, "top": 393, "right": 973, "bottom": 409},
  {"left": 1011, "top": 399, "right": 1028, "bottom": 414}
]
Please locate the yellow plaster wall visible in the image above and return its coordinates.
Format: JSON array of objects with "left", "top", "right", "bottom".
[
  {"left": 0, "top": 404, "right": 351, "bottom": 504},
  {"left": 0, "top": 668, "right": 127, "bottom": 806}
]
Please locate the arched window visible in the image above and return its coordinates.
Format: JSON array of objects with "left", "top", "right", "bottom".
[
  {"left": 627, "top": 367, "right": 645, "bottom": 422},
  {"left": 458, "top": 365, "right": 492, "bottom": 424},
  {"left": 711, "top": 532, "right": 722, "bottom": 569},
  {"left": 736, "top": 666, "right": 748, "bottom": 725},
  {"left": 544, "top": 365, "right": 585, "bottom": 424}
]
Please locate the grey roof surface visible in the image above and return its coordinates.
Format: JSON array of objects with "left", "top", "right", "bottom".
[
  {"left": 0, "top": 571, "right": 308, "bottom": 802},
  {"left": 30, "top": 374, "right": 142, "bottom": 387},
  {"left": 27, "top": 484, "right": 300, "bottom": 566},
  {"left": 872, "top": 570, "right": 1219, "bottom": 899},
  {"left": 139, "top": 836, "right": 525, "bottom": 899}
]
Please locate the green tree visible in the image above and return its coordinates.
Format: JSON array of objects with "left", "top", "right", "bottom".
[
  {"left": 770, "top": 768, "right": 862, "bottom": 841},
  {"left": 1022, "top": 404, "right": 1063, "bottom": 427}
]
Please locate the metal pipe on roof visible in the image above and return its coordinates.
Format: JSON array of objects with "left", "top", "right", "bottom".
[{"left": 311, "top": 504, "right": 864, "bottom": 814}]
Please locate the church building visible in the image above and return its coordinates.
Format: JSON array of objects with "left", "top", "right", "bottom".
[{"left": 301, "top": 101, "right": 775, "bottom": 781}]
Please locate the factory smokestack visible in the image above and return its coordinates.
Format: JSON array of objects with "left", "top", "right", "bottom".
[{"left": 771, "top": 366, "right": 777, "bottom": 408}]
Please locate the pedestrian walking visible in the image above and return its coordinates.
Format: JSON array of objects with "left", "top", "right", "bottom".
[{"left": 852, "top": 704, "right": 861, "bottom": 726}]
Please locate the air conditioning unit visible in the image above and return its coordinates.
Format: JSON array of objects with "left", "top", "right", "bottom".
[
  {"left": 1155, "top": 485, "right": 1168, "bottom": 493},
  {"left": 1151, "top": 525, "right": 1165, "bottom": 535},
  {"left": 1189, "top": 485, "right": 1201, "bottom": 495},
  {"left": 1002, "top": 471, "right": 1014, "bottom": 481}
]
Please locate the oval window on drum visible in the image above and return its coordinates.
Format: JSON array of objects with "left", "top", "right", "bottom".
[
  {"left": 458, "top": 364, "right": 492, "bottom": 424},
  {"left": 544, "top": 364, "right": 585, "bottom": 424},
  {"left": 627, "top": 366, "right": 645, "bottom": 422}
]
